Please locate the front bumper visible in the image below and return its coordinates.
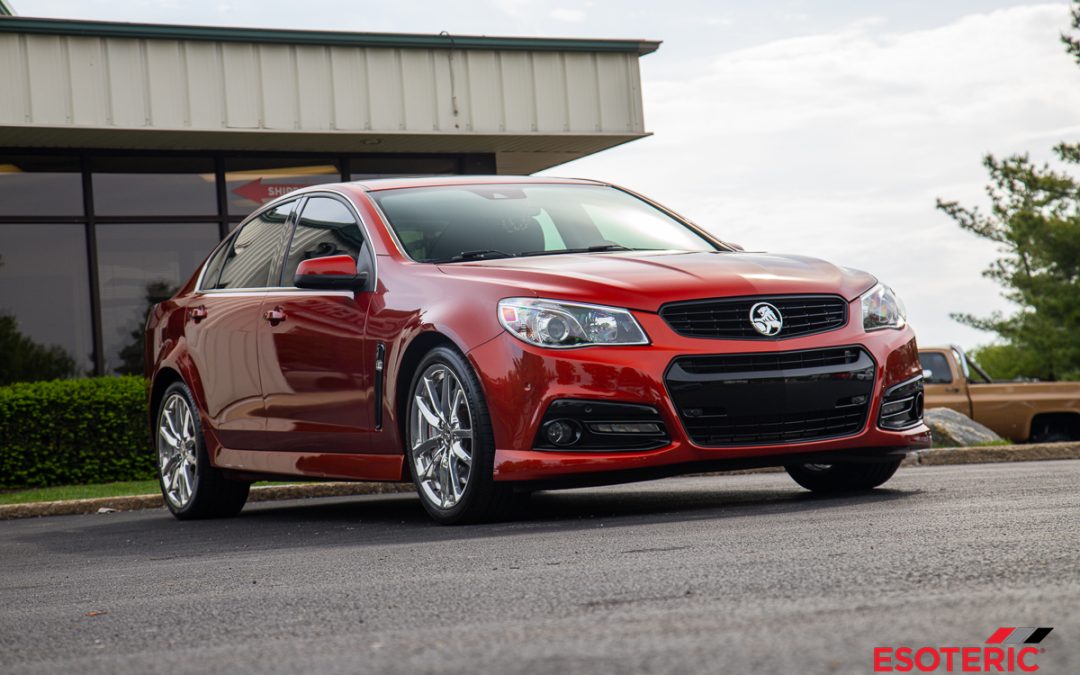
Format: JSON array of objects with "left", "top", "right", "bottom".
[{"left": 468, "top": 311, "right": 931, "bottom": 483}]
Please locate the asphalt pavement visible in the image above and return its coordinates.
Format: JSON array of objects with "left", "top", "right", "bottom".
[{"left": 1, "top": 461, "right": 1077, "bottom": 674}]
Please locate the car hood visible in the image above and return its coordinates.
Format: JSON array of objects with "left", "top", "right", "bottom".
[{"left": 436, "top": 250, "right": 877, "bottom": 312}]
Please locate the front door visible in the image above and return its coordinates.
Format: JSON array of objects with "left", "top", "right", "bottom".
[
  {"left": 919, "top": 349, "right": 969, "bottom": 415},
  {"left": 258, "top": 195, "right": 375, "bottom": 453}
]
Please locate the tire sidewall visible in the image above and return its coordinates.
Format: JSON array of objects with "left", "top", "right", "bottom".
[{"left": 406, "top": 346, "right": 497, "bottom": 523}]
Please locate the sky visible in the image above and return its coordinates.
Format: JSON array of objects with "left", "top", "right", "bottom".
[{"left": 13, "top": 0, "right": 1080, "bottom": 347}]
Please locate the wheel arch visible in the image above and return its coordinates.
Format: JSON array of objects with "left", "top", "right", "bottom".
[
  {"left": 393, "top": 331, "right": 461, "bottom": 441},
  {"left": 149, "top": 367, "right": 185, "bottom": 430},
  {"left": 1029, "top": 411, "right": 1080, "bottom": 442}
]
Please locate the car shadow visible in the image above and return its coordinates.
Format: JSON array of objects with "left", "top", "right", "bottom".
[{"left": 4, "top": 476, "right": 922, "bottom": 560}]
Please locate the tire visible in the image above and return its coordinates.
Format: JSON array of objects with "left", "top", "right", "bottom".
[
  {"left": 784, "top": 459, "right": 902, "bottom": 493},
  {"left": 156, "top": 381, "right": 250, "bottom": 520},
  {"left": 404, "top": 346, "right": 517, "bottom": 524}
]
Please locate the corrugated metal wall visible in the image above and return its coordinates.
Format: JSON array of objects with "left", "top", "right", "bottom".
[{"left": 0, "top": 33, "right": 645, "bottom": 136}]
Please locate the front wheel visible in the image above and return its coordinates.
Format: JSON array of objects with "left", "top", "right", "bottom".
[
  {"left": 405, "top": 346, "right": 517, "bottom": 524},
  {"left": 785, "top": 460, "right": 902, "bottom": 493},
  {"left": 156, "top": 381, "right": 250, "bottom": 519}
]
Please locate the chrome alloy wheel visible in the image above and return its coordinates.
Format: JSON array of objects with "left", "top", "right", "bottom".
[
  {"left": 409, "top": 364, "right": 474, "bottom": 509},
  {"left": 158, "top": 393, "right": 199, "bottom": 510}
]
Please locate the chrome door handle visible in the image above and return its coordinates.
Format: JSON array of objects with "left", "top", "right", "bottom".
[
  {"left": 190, "top": 306, "right": 208, "bottom": 323},
  {"left": 263, "top": 307, "right": 286, "bottom": 325}
]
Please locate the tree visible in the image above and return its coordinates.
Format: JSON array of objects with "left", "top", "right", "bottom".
[
  {"left": 115, "top": 280, "right": 178, "bottom": 376},
  {"left": 0, "top": 254, "right": 78, "bottom": 385},
  {"left": 934, "top": 2, "right": 1080, "bottom": 381}
]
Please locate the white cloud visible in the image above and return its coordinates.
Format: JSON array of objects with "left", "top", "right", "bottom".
[
  {"left": 549, "top": 7, "right": 585, "bottom": 22},
  {"left": 547, "top": 3, "right": 1080, "bottom": 347}
]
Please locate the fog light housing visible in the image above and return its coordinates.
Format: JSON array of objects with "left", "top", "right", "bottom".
[
  {"left": 534, "top": 400, "right": 670, "bottom": 451},
  {"left": 878, "top": 376, "right": 924, "bottom": 430},
  {"left": 543, "top": 419, "right": 581, "bottom": 447}
]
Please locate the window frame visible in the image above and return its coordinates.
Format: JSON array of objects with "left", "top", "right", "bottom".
[
  {"left": 197, "top": 197, "right": 300, "bottom": 292},
  {"left": 275, "top": 190, "right": 378, "bottom": 291}
]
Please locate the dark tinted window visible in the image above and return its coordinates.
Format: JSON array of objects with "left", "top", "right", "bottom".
[
  {"left": 215, "top": 201, "right": 295, "bottom": 289},
  {"left": 282, "top": 197, "right": 364, "bottom": 286},
  {"left": 96, "top": 224, "right": 220, "bottom": 374},
  {"left": 91, "top": 157, "right": 217, "bottom": 216},
  {"left": 919, "top": 352, "right": 953, "bottom": 384},
  {"left": 0, "top": 225, "right": 94, "bottom": 381},
  {"left": 0, "top": 156, "right": 83, "bottom": 216},
  {"left": 370, "top": 184, "right": 717, "bottom": 262}
]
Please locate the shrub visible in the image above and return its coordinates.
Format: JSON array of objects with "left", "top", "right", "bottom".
[{"left": 0, "top": 376, "right": 153, "bottom": 489}]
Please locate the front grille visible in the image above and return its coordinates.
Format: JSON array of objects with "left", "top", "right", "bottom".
[
  {"left": 677, "top": 346, "right": 864, "bottom": 375},
  {"left": 660, "top": 295, "right": 847, "bottom": 339},
  {"left": 666, "top": 347, "right": 875, "bottom": 446}
]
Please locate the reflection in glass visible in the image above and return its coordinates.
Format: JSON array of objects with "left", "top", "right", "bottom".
[
  {"left": 0, "top": 156, "right": 83, "bottom": 216},
  {"left": 226, "top": 159, "right": 340, "bottom": 216},
  {"left": 96, "top": 224, "right": 220, "bottom": 374},
  {"left": 0, "top": 225, "right": 93, "bottom": 382},
  {"left": 282, "top": 197, "right": 363, "bottom": 286},
  {"left": 215, "top": 201, "right": 295, "bottom": 289},
  {"left": 92, "top": 157, "right": 216, "bottom": 216}
]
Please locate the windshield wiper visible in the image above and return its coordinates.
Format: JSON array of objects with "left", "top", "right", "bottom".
[
  {"left": 521, "top": 244, "right": 638, "bottom": 257},
  {"left": 434, "top": 249, "right": 515, "bottom": 263}
]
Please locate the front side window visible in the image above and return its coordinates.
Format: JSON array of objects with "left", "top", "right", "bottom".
[
  {"left": 370, "top": 184, "right": 719, "bottom": 263},
  {"left": 919, "top": 352, "right": 953, "bottom": 384},
  {"left": 282, "top": 197, "right": 365, "bottom": 286},
  {"left": 213, "top": 201, "right": 296, "bottom": 289}
]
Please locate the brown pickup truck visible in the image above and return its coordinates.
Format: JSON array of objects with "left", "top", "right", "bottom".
[{"left": 919, "top": 346, "right": 1080, "bottom": 443}]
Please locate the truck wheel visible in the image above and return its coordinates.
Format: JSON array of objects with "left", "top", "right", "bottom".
[
  {"left": 785, "top": 460, "right": 902, "bottom": 493},
  {"left": 1029, "top": 416, "right": 1080, "bottom": 443}
]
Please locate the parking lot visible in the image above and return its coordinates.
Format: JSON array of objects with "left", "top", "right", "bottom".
[{"left": 1, "top": 461, "right": 1076, "bottom": 674}]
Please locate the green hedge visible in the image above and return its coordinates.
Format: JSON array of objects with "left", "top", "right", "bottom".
[{"left": 0, "top": 376, "right": 153, "bottom": 489}]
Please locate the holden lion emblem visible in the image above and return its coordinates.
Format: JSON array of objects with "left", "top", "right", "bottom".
[{"left": 749, "top": 302, "right": 783, "bottom": 336}]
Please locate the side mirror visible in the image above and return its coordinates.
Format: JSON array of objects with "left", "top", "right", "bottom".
[
  {"left": 295, "top": 255, "right": 368, "bottom": 291},
  {"left": 922, "top": 369, "right": 933, "bottom": 380}
]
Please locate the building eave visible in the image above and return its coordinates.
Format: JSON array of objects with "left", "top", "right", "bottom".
[{"left": 0, "top": 16, "right": 660, "bottom": 55}]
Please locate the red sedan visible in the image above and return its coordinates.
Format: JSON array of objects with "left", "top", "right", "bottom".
[{"left": 146, "top": 176, "right": 930, "bottom": 524}]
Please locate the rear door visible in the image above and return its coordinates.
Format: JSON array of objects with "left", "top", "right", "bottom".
[
  {"left": 185, "top": 200, "right": 296, "bottom": 449},
  {"left": 258, "top": 194, "right": 376, "bottom": 453}
]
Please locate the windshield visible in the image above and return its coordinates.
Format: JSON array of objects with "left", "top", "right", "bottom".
[{"left": 369, "top": 184, "right": 719, "bottom": 263}]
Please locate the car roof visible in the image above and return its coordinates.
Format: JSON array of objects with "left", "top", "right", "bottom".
[{"left": 346, "top": 175, "right": 607, "bottom": 192}]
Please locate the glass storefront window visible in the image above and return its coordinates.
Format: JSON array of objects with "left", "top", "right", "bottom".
[
  {"left": 349, "top": 156, "right": 458, "bottom": 182},
  {"left": 0, "top": 225, "right": 94, "bottom": 382},
  {"left": 0, "top": 156, "right": 83, "bottom": 216},
  {"left": 92, "top": 157, "right": 217, "bottom": 217},
  {"left": 226, "top": 158, "right": 341, "bottom": 216},
  {"left": 95, "top": 223, "right": 221, "bottom": 375}
]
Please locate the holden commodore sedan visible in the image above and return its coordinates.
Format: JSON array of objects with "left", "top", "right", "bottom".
[{"left": 146, "top": 176, "right": 930, "bottom": 524}]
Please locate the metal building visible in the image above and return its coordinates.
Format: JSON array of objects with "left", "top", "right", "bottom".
[{"left": 0, "top": 13, "right": 657, "bottom": 379}]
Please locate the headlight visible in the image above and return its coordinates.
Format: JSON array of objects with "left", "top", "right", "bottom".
[
  {"left": 861, "top": 283, "right": 906, "bottom": 331},
  {"left": 498, "top": 298, "right": 649, "bottom": 348}
]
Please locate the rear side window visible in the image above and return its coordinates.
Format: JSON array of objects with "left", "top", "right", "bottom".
[
  {"left": 282, "top": 197, "right": 364, "bottom": 286},
  {"left": 214, "top": 201, "right": 296, "bottom": 289},
  {"left": 919, "top": 352, "right": 953, "bottom": 384}
]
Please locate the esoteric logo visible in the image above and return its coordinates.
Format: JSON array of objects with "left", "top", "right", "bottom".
[
  {"left": 873, "top": 627, "right": 1055, "bottom": 673},
  {"left": 749, "top": 302, "right": 783, "bottom": 336}
]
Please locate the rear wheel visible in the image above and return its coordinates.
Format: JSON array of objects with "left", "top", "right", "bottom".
[
  {"left": 785, "top": 460, "right": 902, "bottom": 493},
  {"left": 156, "top": 381, "right": 250, "bottom": 519},
  {"left": 405, "top": 346, "right": 517, "bottom": 524}
]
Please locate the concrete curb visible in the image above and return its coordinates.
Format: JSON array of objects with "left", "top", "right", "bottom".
[{"left": 2, "top": 442, "right": 1078, "bottom": 520}]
